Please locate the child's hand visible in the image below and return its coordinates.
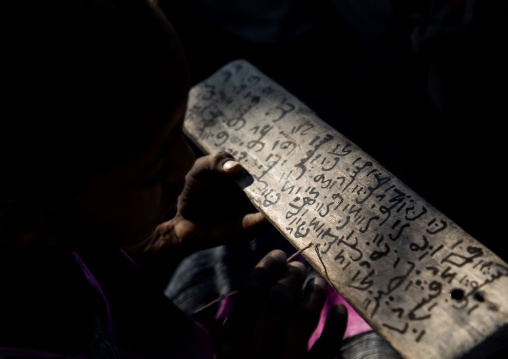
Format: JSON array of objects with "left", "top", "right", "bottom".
[
  {"left": 166, "top": 151, "right": 270, "bottom": 252},
  {"left": 215, "top": 250, "right": 347, "bottom": 359},
  {"left": 123, "top": 151, "right": 269, "bottom": 285}
]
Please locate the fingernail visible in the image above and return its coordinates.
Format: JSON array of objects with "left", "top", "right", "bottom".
[
  {"left": 270, "top": 249, "right": 288, "bottom": 262},
  {"left": 223, "top": 160, "right": 240, "bottom": 170},
  {"left": 337, "top": 304, "right": 347, "bottom": 316},
  {"left": 312, "top": 276, "right": 327, "bottom": 289},
  {"left": 288, "top": 260, "right": 306, "bottom": 273}
]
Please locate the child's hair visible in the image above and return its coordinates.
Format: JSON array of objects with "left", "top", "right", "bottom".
[{"left": 2, "top": 0, "right": 187, "bottom": 199}]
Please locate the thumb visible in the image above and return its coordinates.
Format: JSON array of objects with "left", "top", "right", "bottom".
[
  {"left": 222, "top": 159, "right": 242, "bottom": 174},
  {"left": 184, "top": 152, "right": 237, "bottom": 189}
]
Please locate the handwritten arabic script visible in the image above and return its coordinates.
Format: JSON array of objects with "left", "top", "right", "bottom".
[{"left": 184, "top": 60, "right": 508, "bottom": 359}]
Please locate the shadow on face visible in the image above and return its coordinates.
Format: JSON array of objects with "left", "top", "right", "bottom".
[{"left": 1, "top": 0, "right": 194, "bottom": 249}]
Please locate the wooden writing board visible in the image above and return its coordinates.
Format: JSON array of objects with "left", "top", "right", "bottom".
[{"left": 183, "top": 60, "right": 508, "bottom": 359}]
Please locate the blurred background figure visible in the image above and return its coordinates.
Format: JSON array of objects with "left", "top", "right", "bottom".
[{"left": 197, "top": 0, "right": 317, "bottom": 44}]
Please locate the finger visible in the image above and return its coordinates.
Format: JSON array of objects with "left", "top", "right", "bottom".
[
  {"left": 180, "top": 152, "right": 234, "bottom": 195},
  {"left": 249, "top": 261, "right": 307, "bottom": 357},
  {"left": 236, "top": 212, "right": 271, "bottom": 240},
  {"left": 222, "top": 159, "right": 242, "bottom": 174},
  {"left": 308, "top": 304, "right": 348, "bottom": 359},
  {"left": 178, "top": 152, "right": 242, "bottom": 219},
  {"left": 241, "top": 212, "right": 269, "bottom": 230},
  {"left": 219, "top": 250, "right": 288, "bottom": 357},
  {"left": 184, "top": 152, "right": 250, "bottom": 207},
  {"left": 189, "top": 151, "right": 238, "bottom": 181},
  {"left": 279, "top": 276, "right": 329, "bottom": 359}
]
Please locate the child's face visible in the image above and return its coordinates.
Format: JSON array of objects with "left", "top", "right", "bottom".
[
  {"left": 72, "top": 103, "right": 195, "bottom": 248},
  {"left": 60, "top": 9, "right": 195, "bottom": 248}
]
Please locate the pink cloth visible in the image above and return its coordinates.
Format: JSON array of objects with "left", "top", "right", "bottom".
[
  {"left": 215, "top": 283, "right": 372, "bottom": 349},
  {"left": 307, "top": 284, "right": 372, "bottom": 348}
]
